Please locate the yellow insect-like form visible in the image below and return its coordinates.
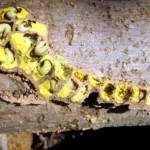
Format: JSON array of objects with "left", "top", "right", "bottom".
[{"left": 0, "top": 6, "right": 150, "bottom": 105}]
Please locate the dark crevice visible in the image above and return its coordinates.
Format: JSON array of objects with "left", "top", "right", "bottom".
[
  {"left": 99, "top": 103, "right": 114, "bottom": 109},
  {"left": 140, "top": 90, "right": 147, "bottom": 101},
  {"left": 51, "top": 100, "right": 69, "bottom": 106},
  {"left": 82, "top": 92, "right": 99, "bottom": 108},
  {"left": 82, "top": 92, "right": 115, "bottom": 109},
  {"left": 0, "top": 98, "right": 10, "bottom": 104},
  {"left": 107, "top": 104, "right": 129, "bottom": 114}
]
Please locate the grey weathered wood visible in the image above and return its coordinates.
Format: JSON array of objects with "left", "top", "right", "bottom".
[{"left": 0, "top": 0, "right": 150, "bottom": 133}]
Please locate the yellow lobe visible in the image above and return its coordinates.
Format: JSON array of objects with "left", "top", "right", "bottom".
[
  {"left": 32, "top": 55, "right": 53, "bottom": 81},
  {"left": 0, "top": 7, "right": 14, "bottom": 19},
  {"left": 72, "top": 70, "right": 87, "bottom": 82},
  {"left": 56, "top": 84, "right": 71, "bottom": 98},
  {"left": 20, "top": 55, "right": 37, "bottom": 74},
  {"left": 146, "top": 95, "right": 150, "bottom": 105},
  {"left": 10, "top": 33, "right": 31, "bottom": 55},
  {"left": 100, "top": 82, "right": 115, "bottom": 102},
  {"left": 0, "top": 6, "right": 29, "bottom": 20},
  {"left": 54, "top": 61, "right": 67, "bottom": 80},
  {"left": 0, "top": 47, "right": 17, "bottom": 69},
  {"left": 132, "top": 86, "right": 140, "bottom": 103},
  {"left": 30, "top": 21, "right": 47, "bottom": 37},
  {"left": 71, "top": 86, "right": 86, "bottom": 103},
  {"left": 56, "top": 55, "right": 68, "bottom": 63},
  {"left": 115, "top": 84, "right": 128, "bottom": 103},
  {"left": 0, "top": 47, "right": 7, "bottom": 62},
  {"left": 88, "top": 75, "right": 102, "bottom": 89},
  {"left": 15, "top": 20, "right": 47, "bottom": 37},
  {"left": 39, "top": 80, "right": 52, "bottom": 98},
  {"left": 16, "top": 6, "right": 29, "bottom": 19}
]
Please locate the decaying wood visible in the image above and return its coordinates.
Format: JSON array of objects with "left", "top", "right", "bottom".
[{"left": 0, "top": 0, "right": 150, "bottom": 133}]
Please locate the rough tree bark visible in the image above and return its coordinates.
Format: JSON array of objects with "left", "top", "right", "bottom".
[{"left": 0, "top": 0, "right": 150, "bottom": 133}]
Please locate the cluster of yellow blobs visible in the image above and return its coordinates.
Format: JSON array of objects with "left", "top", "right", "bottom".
[
  {"left": 0, "top": 6, "right": 150, "bottom": 105},
  {"left": 100, "top": 82, "right": 141, "bottom": 104}
]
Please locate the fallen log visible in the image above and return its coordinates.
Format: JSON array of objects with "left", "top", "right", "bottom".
[{"left": 0, "top": 0, "right": 150, "bottom": 133}]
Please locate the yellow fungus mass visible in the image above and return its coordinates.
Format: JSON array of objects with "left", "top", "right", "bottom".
[
  {"left": 30, "top": 21, "right": 47, "bottom": 37},
  {"left": 39, "top": 80, "right": 52, "bottom": 98},
  {"left": 55, "top": 61, "right": 68, "bottom": 80},
  {"left": 10, "top": 33, "right": 31, "bottom": 55},
  {"left": 0, "top": 47, "right": 17, "bottom": 69},
  {"left": 71, "top": 86, "right": 87, "bottom": 103},
  {"left": 32, "top": 55, "right": 52, "bottom": 81},
  {"left": 100, "top": 82, "right": 115, "bottom": 102},
  {"left": 131, "top": 86, "right": 140, "bottom": 103},
  {"left": 15, "top": 20, "right": 47, "bottom": 37},
  {"left": 115, "top": 84, "right": 129, "bottom": 103},
  {"left": 0, "top": 6, "right": 146, "bottom": 105},
  {"left": 56, "top": 84, "right": 71, "bottom": 98},
  {"left": 73, "top": 70, "right": 87, "bottom": 82},
  {"left": 0, "top": 6, "right": 29, "bottom": 20},
  {"left": 20, "top": 55, "right": 37, "bottom": 74},
  {"left": 88, "top": 75, "right": 102, "bottom": 89},
  {"left": 146, "top": 94, "right": 150, "bottom": 105},
  {"left": 0, "top": 47, "right": 7, "bottom": 62}
]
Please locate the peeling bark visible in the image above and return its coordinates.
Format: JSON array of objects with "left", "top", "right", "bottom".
[{"left": 0, "top": 0, "right": 150, "bottom": 133}]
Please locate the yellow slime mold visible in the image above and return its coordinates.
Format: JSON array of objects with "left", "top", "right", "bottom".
[
  {"left": 39, "top": 80, "right": 52, "bottom": 98},
  {"left": 0, "top": 6, "right": 29, "bottom": 20},
  {"left": 146, "top": 95, "right": 150, "bottom": 105},
  {"left": 15, "top": 20, "right": 47, "bottom": 37},
  {"left": 10, "top": 33, "right": 32, "bottom": 55},
  {"left": 71, "top": 86, "right": 87, "bottom": 103},
  {"left": 115, "top": 84, "right": 130, "bottom": 103},
  {"left": 131, "top": 86, "right": 140, "bottom": 103},
  {"left": 100, "top": 82, "right": 115, "bottom": 102},
  {"left": 0, "top": 47, "right": 17, "bottom": 68},
  {"left": 0, "top": 6, "right": 146, "bottom": 105},
  {"left": 32, "top": 55, "right": 52, "bottom": 81},
  {"left": 20, "top": 55, "right": 37, "bottom": 74},
  {"left": 56, "top": 84, "right": 71, "bottom": 98},
  {"left": 55, "top": 61, "right": 73, "bottom": 81},
  {"left": 73, "top": 70, "right": 87, "bottom": 82},
  {"left": 0, "top": 47, "right": 7, "bottom": 62},
  {"left": 88, "top": 75, "right": 102, "bottom": 89}
]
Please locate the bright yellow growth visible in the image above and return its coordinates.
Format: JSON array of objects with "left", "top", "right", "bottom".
[
  {"left": 20, "top": 55, "right": 37, "bottom": 74},
  {"left": 39, "top": 80, "right": 52, "bottom": 98},
  {"left": 88, "top": 75, "right": 102, "bottom": 89},
  {"left": 100, "top": 82, "right": 115, "bottom": 102},
  {"left": 73, "top": 70, "right": 87, "bottom": 82},
  {"left": 0, "top": 6, "right": 29, "bottom": 20},
  {"left": 131, "top": 86, "right": 140, "bottom": 103},
  {"left": 30, "top": 21, "right": 47, "bottom": 37},
  {"left": 50, "top": 79, "right": 58, "bottom": 92},
  {"left": 0, "top": 23, "right": 11, "bottom": 44},
  {"left": 55, "top": 61, "right": 71, "bottom": 80},
  {"left": 10, "top": 33, "right": 37, "bottom": 74},
  {"left": 10, "top": 33, "right": 32, "bottom": 55},
  {"left": 56, "top": 55, "right": 68, "bottom": 63},
  {"left": 71, "top": 86, "right": 87, "bottom": 103},
  {"left": 0, "top": 6, "right": 145, "bottom": 105},
  {"left": 32, "top": 55, "right": 52, "bottom": 81},
  {"left": 146, "top": 94, "right": 150, "bottom": 105},
  {"left": 15, "top": 20, "right": 47, "bottom": 37},
  {"left": 0, "top": 47, "right": 7, "bottom": 62},
  {"left": 56, "top": 84, "right": 71, "bottom": 98},
  {"left": 0, "top": 47, "right": 17, "bottom": 68},
  {"left": 115, "top": 84, "right": 129, "bottom": 103}
]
